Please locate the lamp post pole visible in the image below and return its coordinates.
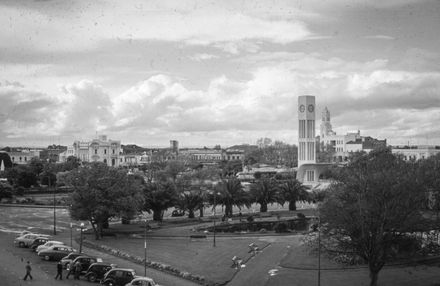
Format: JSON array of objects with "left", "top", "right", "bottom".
[
  {"left": 70, "top": 222, "right": 73, "bottom": 247},
  {"left": 50, "top": 176, "right": 56, "bottom": 235},
  {"left": 213, "top": 191, "right": 216, "bottom": 247},
  {"left": 317, "top": 205, "right": 321, "bottom": 286},
  {"left": 79, "top": 223, "right": 84, "bottom": 253},
  {"left": 144, "top": 219, "right": 147, "bottom": 276}
]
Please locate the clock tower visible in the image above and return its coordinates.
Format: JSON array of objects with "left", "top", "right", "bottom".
[{"left": 298, "top": 95, "right": 316, "bottom": 167}]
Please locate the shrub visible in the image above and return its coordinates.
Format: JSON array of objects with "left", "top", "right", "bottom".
[{"left": 246, "top": 215, "right": 254, "bottom": 222}]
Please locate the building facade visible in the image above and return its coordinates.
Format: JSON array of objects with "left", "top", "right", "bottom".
[
  {"left": 392, "top": 145, "right": 440, "bottom": 161},
  {"left": 60, "top": 135, "right": 121, "bottom": 167}
]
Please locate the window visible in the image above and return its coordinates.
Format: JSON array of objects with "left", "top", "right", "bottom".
[
  {"left": 95, "top": 149, "right": 98, "bottom": 154},
  {"left": 306, "top": 170, "right": 315, "bottom": 182},
  {"left": 112, "top": 149, "right": 115, "bottom": 154}
]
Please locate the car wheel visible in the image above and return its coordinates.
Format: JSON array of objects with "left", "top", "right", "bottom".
[
  {"left": 18, "top": 242, "right": 25, "bottom": 247},
  {"left": 88, "top": 273, "right": 97, "bottom": 282},
  {"left": 44, "top": 255, "right": 50, "bottom": 261}
]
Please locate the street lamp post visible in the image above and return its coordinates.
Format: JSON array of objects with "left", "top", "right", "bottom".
[
  {"left": 318, "top": 212, "right": 321, "bottom": 286},
  {"left": 144, "top": 219, "right": 147, "bottom": 276},
  {"left": 70, "top": 222, "right": 73, "bottom": 247},
  {"left": 79, "top": 223, "right": 85, "bottom": 253},
  {"left": 49, "top": 176, "right": 56, "bottom": 235},
  {"left": 213, "top": 192, "right": 217, "bottom": 247}
]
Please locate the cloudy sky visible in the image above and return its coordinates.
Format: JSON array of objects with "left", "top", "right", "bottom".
[{"left": 1, "top": 0, "right": 439, "bottom": 148}]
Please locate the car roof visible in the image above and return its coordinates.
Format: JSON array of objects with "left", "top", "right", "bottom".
[
  {"left": 89, "top": 262, "right": 112, "bottom": 266},
  {"left": 132, "top": 277, "right": 154, "bottom": 282},
  {"left": 73, "top": 255, "right": 95, "bottom": 260},
  {"left": 109, "top": 268, "right": 135, "bottom": 272},
  {"left": 45, "top": 240, "right": 64, "bottom": 244}
]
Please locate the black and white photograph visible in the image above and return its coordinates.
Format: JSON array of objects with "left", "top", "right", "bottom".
[{"left": 0, "top": 1, "right": 440, "bottom": 285}]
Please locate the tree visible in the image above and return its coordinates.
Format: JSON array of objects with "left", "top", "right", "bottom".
[
  {"left": 0, "top": 182, "right": 13, "bottom": 201},
  {"left": 249, "top": 178, "right": 278, "bottom": 212},
  {"left": 67, "top": 162, "right": 144, "bottom": 239},
  {"left": 320, "top": 148, "right": 426, "bottom": 286},
  {"left": 6, "top": 165, "right": 38, "bottom": 188},
  {"left": 0, "top": 152, "right": 13, "bottom": 169},
  {"left": 215, "top": 178, "right": 250, "bottom": 217},
  {"left": 418, "top": 153, "right": 440, "bottom": 218},
  {"left": 143, "top": 181, "right": 178, "bottom": 221},
  {"left": 278, "top": 179, "right": 309, "bottom": 211},
  {"left": 177, "top": 190, "right": 204, "bottom": 218},
  {"left": 164, "top": 160, "right": 186, "bottom": 183}
]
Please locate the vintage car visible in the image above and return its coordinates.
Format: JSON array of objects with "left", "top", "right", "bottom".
[
  {"left": 100, "top": 268, "right": 137, "bottom": 286},
  {"left": 124, "top": 277, "right": 161, "bottom": 286},
  {"left": 29, "top": 237, "right": 50, "bottom": 250},
  {"left": 84, "top": 262, "right": 114, "bottom": 282},
  {"left": 37, "top": 245, "right": 76, "bottom": 261},
  {"left": 35, "top": 240, "right": 65, "bottom": 253}
]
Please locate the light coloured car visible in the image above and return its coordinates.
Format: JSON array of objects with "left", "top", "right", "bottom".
[
  {"left": 14, "top": 233, "right": 52, "bottom": 248},
  {"left": 35, "top": 240, "right": 64, "bottom": 253},
  {"left": 125, "top": 277, "right": 161, "bottom": 286}
]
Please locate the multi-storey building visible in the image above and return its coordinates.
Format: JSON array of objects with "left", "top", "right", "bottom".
[
  {"left": 319, "top": 107, "right": 386, "bottom": 162},
  {"left": 60, "top": 135, "right": 121, "bottom": 167},
  {"left": 8, "top": 149, "right": 40, "bottom": 165},
  {"left": 392, "top": 145, "right": 440, "bottom": 161}
]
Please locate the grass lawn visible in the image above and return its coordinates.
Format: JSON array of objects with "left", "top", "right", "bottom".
[{"left": 99, "top": 234, "right": 269, "bottom": 284}]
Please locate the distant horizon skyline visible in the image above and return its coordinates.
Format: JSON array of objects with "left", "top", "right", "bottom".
[{"left": 1, "top": 0, "right": 440, "bottom": 148}]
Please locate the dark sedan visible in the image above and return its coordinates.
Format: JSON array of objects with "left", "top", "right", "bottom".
[
  {"left": 29, "top": 237, "right": 50, "bottom": 251},
  {"left": 38, "top": 245, "right": 76, "bottom": 261},
  {"left": 84, "top": 262, "right": 114, "bottom": 282}
]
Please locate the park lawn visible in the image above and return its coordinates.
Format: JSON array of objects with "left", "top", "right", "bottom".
[
  {"left": 99, "top": 235, "right": 269, "bottom": 284},
  {"left": 267, "top": 265, "right": 440, "bottom": 286}
]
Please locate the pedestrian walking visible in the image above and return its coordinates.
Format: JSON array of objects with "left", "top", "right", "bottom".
[
  {"left": 74, "top": 261, "right": 82, "bottom": 280},
  {"left": 65, "top": 263, "right": 75, "bottom": 279},
  {"left": 55, "top": 261, "right": 63, "bottom": 280},
  {"left": 23, "top": 261, "right": 33, "bottom": 280}
]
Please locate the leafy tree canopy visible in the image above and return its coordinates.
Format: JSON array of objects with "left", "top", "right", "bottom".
[
  {"left": 320, "top": 148, "right": 426, "bottom": 286},
  {"left": 67, "top": 162, "right": 144, "bottom": 239}
]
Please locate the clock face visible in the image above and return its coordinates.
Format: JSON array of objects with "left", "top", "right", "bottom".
[
  {"left": 308, "top": 104, "right": 314, "bottom": 112},
  {"left": 299, "top": 105, "right": 305, "bottom": 113}
]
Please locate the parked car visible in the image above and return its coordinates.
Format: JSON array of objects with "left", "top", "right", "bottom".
[
  {"left": 14, "top": 233, "right": 51, "bottom": 248},
  {"left": 66, "top": 256, "right": 100, "bottom": 275},
  {"left": 29, "top": 237, "right": 50, "bottom": 251},
  {"left": 171, "top": 209, "right": 185, "bottom": 217},
  {"left": 38, "top": 245, "right": 76, "bottom": 261},
  {"left": 35, "top": 240, "right": 64, "bottom": 253},
  {"left": 84, "top": 262, "right": 114, "bottom": 283},
  {"left": 60, "top": 252, "right": 83, "bottom": 269},
  {"left": 125, "top": 277, "right": 161, "bottom": 286},
  {"left": 100, "top": 268, "right": 137, "bottom": 286},
  {"left": 15, "top": 230, "right": 32, "bottom": 237}
]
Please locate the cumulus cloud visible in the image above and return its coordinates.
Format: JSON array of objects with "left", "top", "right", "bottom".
[
  {"left": 59, "top": 80, "right": 113, "bottom": 134},
  {"left": 0, "top": 81, "right": 58, "bottom": 139}
]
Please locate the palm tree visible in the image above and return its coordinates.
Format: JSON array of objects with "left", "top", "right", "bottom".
[
  {"left": 250, "top": 178, "right": 278, "bottom": 212},
  {"left": 181, "top": 190, "right": 204, "bottom": 218},
  {"left": 278, "top": 179, "right": 309, "bottom": 211},
  {"left": 215, "top": 178, "right": 250, "bottom": 217}
]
